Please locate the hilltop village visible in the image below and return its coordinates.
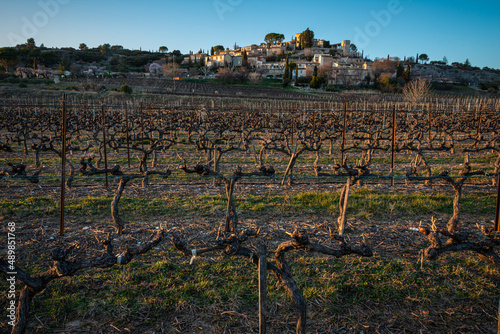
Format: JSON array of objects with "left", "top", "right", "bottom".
[{"left": 2, "top": 29, "right": 500, "bottom": 92}]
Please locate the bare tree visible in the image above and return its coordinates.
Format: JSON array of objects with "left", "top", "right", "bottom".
[
  {"left": 403, "top": 79, "right": 431, "bottom": 105},
  {"left": 216, "top": 67, "right": 248, "bottom": 83},
  {"left": 318, "top": 63, "right": 333, "bottom": 81},
  {"left": 188, "top": 67, "right": 198, "bottom": 78},
  {"left": 216, "top": 67, "right": 235, "bottom": 83},
  {"left": 248, "top": 72, "right": 263, "bottom": 84},
  {"left": 162, "top": 62, "right": 183, "bottom": 78},
  {"left": 149, "top": 63, "right": 163, "bottom": 76}
]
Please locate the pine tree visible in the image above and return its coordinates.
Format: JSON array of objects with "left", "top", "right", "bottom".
[
  {"left": 294, "top": 66, "right": 298, "bottom": 86},
  {"left": 210, "top": 47, "right": 214, "bottom": 56},
  {"left": 299, "top": 28, "right": 314, "bottom": 48}
]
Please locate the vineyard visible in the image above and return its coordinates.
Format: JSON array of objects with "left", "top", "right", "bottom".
[{"left": 1, "top": 90, "right": 500, "bottom": 334}]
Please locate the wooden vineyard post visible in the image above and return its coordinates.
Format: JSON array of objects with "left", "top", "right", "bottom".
[
  {"left": 312, "top": 104, "right": 316, "bottom": 140},
  {"left": 258, "top": 244, "right": 267, "bottom": 334},
  {"left": 428, "top": 104, "right": 432, "bottom": 149},
  {"left": 341, "top": 104, "right": 347, "bottom": 164},
  {"left": 60, "top": 93, "right": 67, "bottom": 236},
  {"left": 125, "top": 106, "right": 131, "bottom": 168},
  {"left": 101, "top": 102, "right": 109, "bottom": 188},
  {"left": 140, "top": 102, "right": 144, "bottom": 151},
  {"left": 496, "top": 172, "right": 500, "bottom": 231},
  {"left": 476, "top": 105, "right": 483, "bottom": 149},
  {"left": 391, "top": 105, "right": 397, "bottom": 187}
]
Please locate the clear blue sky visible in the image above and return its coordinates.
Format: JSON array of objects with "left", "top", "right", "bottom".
[{"left": 1, "top": 0, "right": 499, "bottom": 68}]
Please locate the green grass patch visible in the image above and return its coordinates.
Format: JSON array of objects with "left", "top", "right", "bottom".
[
  {"left": 3, "top": 249, "right": 496, "bottom": 332},
  {"left": 236, "top": 188, "right": 496, "bottom": 220},
  {"left": 0, "top": 196, "right": 57, "bottom": 217},
  {"left": 1, "top": 187, "right": 495, "bottom": 222}
]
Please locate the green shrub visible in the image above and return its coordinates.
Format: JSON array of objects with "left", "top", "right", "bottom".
[
  {"left": 296, "top": 77, "right": 311, "bottom": 84},
  {"left": 18, "top": 83, "right": 28, "bottom": 88},
  {"left": 478, "top": 81, "right": 499, "bottom": 90},
  {"left": 310, "top": 76, "right": 321, "bottom": 89},
  {"left": 6, "top": 77, "right": 20, "bottom": 84},
  {"left": 326, "top": 85, "right": 343, "bottom": 92},
  {"left": 119, "top": 84, "right": 132, "bottom": 94}
]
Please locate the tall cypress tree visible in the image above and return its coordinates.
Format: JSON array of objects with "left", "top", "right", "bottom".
[
  {"left": 396, "top": 62, "right": 404, "bottom": 78},
  {"left": 283, "top": 54, "right": 290, "bottom": 87},
  {"left": 403, "top": 65, "right": 411, "bottom": 82},
  {"left": 242, "top": 50, "right": 248, "bottom": 65},
  {"left": 310, "top": 65, "right": 320, "bottom": 89}
]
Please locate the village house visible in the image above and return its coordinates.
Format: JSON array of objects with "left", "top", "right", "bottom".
[
  {"left": 247, "top": 54, "right": 266, "bottom": 67},
  {"left": 266, "top": 43, "right": 287, "bottom": 56},
  {"left": 293, "top": 61, "right": 317, "bottom": 78},
  {"left": 205, "top": 34, "right": 372, "bottom": 86},
  {"left": 257, "top": 61, "right": 286, "bottom": 79},
  {"left": 241, "top": 44, "right": 260, "bottom": 53},
  {"left": 327, "top": 62, "right": 371, "bottom": 85},
  {"left": 206, "top": 52, "right": 231, "bottom": 67},
  {"left": 182, "top": 53, "right": 208, "bottom": 65}
]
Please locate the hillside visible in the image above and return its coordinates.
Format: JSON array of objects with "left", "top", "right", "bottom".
[{"left": 413, "top": 63, "right": 500, "bottom": 85}]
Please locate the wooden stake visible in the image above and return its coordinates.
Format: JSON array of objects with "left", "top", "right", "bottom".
[
  {"left": 312, "top": 104, "right": 316, "bottom": 139},
  {"left": 258, "top": 244, "right": 267, "bottom": 334},
  {"left": 476, "top": 105, "right": 483, "bottom": 149},
  {"left": 125, "top": 106, "right": 131, "bottom": 168},
  {"left": 495, "top": 173, "right": 500, "bottom": 232},
  {"left": 60, "top": 93, "right": 67, "bottom": 236},
  {"left": 391, "top": 105, "right": 397, "bottom": 187},
  {"left": 341, "top": 104, "right": 347, "bottom": 164},
  {"left": 428, "top": 104, "right": 432, "bottom": 149},
  {"left": 101, "top": 102, "right": 109, "bottom": 188},
  {"left": 140, "top": 102, "right": 144, "bottom": 151}
]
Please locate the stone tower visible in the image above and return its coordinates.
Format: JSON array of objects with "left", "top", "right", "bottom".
[{"left": 341, "top": 40, "right": 351, "bottom": 56}]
